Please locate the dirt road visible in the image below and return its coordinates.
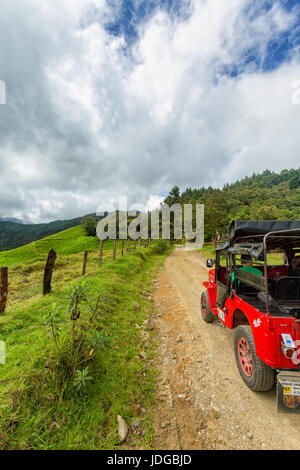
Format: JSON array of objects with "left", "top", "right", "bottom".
[{"left": 152, "top": 247, "right": 300, "bottom": 450}]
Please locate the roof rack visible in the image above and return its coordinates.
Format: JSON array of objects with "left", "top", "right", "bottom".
[{"left": 215, "top": 231, "right": 229, "bottom": 247}]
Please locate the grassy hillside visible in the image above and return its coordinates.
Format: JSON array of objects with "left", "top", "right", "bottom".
[
  {"left": 0, "top": 216, "right": 85, "bottom": 252},
  {"left": 0, "top": 226, "right": 103, "bottom": 266},
  {"left": 0, "top": 228, "right": 171, "bottom": 450}
]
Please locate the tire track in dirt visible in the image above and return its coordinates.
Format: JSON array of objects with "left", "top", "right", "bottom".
[{"left": 152, "top": 247, "right": 300, "bottom": 450}]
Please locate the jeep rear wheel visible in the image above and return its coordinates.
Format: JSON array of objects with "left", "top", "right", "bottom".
[
  {"left": 234, "top": 325, "right": 274, "bottom": 392},
  {"left": 201, "top": 291, "right": 215, "bottom": 323}
]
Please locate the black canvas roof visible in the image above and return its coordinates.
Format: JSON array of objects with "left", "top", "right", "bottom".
[{"left": 229, "top": 220, "right": 300, "bottom": 242}]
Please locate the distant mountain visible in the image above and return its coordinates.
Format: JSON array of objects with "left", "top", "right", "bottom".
[{"left": 0, "top": 217, "right": 24, "bottom": 224}]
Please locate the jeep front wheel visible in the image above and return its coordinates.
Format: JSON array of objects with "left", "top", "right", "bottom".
[
  {"left": 201, "top": 291, "right": 215, "bottom": 323},
  {"left": 234, "top": 325, "right": 274, "bottom": 392}
]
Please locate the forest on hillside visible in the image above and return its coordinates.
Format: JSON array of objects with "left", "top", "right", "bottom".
[{"left": 164, "top": 168, "right": 300, "bottom": 241}]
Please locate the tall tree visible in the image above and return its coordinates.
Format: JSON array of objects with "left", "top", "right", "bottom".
[{"left": 164, "top": 186, "right": 181, "bottom": 206}]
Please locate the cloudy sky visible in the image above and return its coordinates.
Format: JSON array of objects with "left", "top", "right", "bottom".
[{"left": 0, "top": 0, "right": 300, "bottom": 222}]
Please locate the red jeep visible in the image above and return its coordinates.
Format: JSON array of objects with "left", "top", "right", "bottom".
[{"left": 201, "top": 221, "right": 300, "bottom": 408}]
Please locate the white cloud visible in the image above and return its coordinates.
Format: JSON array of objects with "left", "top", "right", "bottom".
[
  {"left": 144, "top": 194, "right": 165, "bottom": 212},
  {"left": 0, "top": 0, "right": 299, "bottom": 222}
]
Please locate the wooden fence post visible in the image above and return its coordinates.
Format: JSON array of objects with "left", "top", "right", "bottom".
[
  {"left": 133, "top": 241, "right": 136, "bottom": 252},
  {"left": 0, "top": 267, "right": 8, "bottom": 313},
  {"left": 121, "top": 240, "right": 124, "bottom": 256},
  {"left": 113, "top": 240, "right": 117, "bottom": 260},
  {"left": 138, "top": 238, "right": 141, "bottom": 249},
  {"left": 126, "top": 240, "right": 130, "bottom": 252},
  {"left": 99, "top": 240, "right": 104, "bottom": 267},
  {"left": 82, "top": 251, "right": 88, "bottom": 276},
  {"left": 43, "top": 249, "right": 57, "bottom": 295}
]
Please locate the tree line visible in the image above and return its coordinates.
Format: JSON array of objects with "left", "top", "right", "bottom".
[
  {"left": 80, "top": 168, "right": 300, "bottom": 244},
  {"left": 164, "top": 168, "right": 300, "bottom": 241}
]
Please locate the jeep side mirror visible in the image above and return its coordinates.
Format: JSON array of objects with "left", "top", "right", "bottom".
[{"left": 206, "top": 259, "right": 215, "bottom": 268}]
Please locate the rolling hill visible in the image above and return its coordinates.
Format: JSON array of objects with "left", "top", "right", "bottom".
[
  {"left": 0, "top": 217, "right": 82, "bottom": 252},
  {"left": 0, "top": 225, "right": 111, "bottom": 266},
  {"left": 0, "top": 213, "right": 106, "bottom": 252}
]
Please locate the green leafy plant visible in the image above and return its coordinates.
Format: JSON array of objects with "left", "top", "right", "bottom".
[
  {"left": 43, "top": 277, "right": 109, "bottom": 388},
  {"left": 66, "top": 276, "right": 89, "bottom": 321},
  {"left": 43, "top": 303, "right": 65, "bottom": 352},
  {"left": 86, "top": 330, "right": 110, "bottom": 349},
  {"left": 74, "top": 366, "right": 93, "bottom": 391}
]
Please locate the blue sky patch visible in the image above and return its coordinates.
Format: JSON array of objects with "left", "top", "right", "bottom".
[
  {"left": 106, "top": 0, "right": 191, "bottom": 44},
  {"left": 105, "top": 0, "right": 300, "bottom": 74}
]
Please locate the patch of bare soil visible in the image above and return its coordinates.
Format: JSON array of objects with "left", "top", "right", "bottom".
[{"left": 152, "top": 247, "right": 300, "bottom": 450}]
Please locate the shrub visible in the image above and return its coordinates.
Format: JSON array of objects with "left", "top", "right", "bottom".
[
  {"left": 42, "top": 277, "right": 110, "bottom": 392},
  {"left": 81, "top": 216, "right": 98, "bottom": 237},
  {"left": 151, "top": 239, "right": 170, "bottom": 254}
]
